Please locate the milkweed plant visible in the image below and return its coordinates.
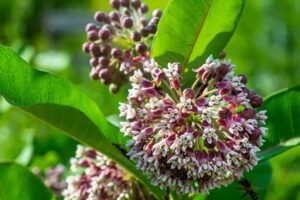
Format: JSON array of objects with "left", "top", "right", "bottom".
[{"left": 0, "top": 0, "right": 299, "bottom": 200}]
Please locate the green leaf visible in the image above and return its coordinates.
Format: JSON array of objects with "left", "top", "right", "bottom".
[
  {"left": 0, "top": 105, "right": 35, "bottom": 165},
  {"left": 107, "top": 114, "right": 122, "bottom": 128},
  {"left": 152, "top": 0, "right": 245, "bottom": 71},
  {"left": 207, "top": 161, "right": 272, "bottom": 200},
  {"left": 0, "top": 45, "right": 163, "bottom": 199},
  {"left": 258, "top": 85, "right": 300, "bottom": 161},
  {"left": 0, "top": 162, "right": 54, "bottom": 200}
]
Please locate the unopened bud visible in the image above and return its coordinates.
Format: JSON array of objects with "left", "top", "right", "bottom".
[
  {"left": 131, "top": 32, "right": 141, "bottom": 42},
  {"left": 250, "top": 95, "right": 263, "bottom": 108},
  {"left": 139, "top": 3, "right": 148, "bottom": 14},
  {"left": 152, "top": 9, "right": 162, "bottom": 18},
  {"left": 98, "top": 28, "right": 111, "bottom": 41},
  {"left": 110, "top": 0, "right": 121, "bottom": 9},
  {"left": 122, "top": 17, "right": 133, "bottom": 28}
]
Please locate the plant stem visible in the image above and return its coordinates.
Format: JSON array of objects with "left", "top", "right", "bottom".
[
  {"left": 162, "top": 79, "right": 179, "bottom": 103},
  {"left": 191, "top": 78, "right": 201, "bottom": 90}
]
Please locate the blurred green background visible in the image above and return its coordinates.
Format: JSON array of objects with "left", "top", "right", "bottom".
[{"left": 0, "top": 0, "right": 299, "bottom": 199}]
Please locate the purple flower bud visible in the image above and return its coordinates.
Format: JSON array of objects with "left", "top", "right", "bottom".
[
  {"left": 140, "top": 18, "right": 148, "bottom": 27},
  {"left": 171, "top": 79, "right": 181, "bottom": 91},
  {"left": 94, "top": 11, "right": 108, "bottom": 23},
  {"left": 121, "top": 17, "right": 133, "bottom": 28},
  {"left": 109, "top": 11, "right": 120, "bottom": 21},
  {"left": 150, "top": 17, "right": 160, "bottom": 25},
  {"left": 99, "top": 68, "right": 112, "bottom": 81},
  {"left": 85, "top": 23, "right": 97, "bottom": 32},
  {"left": 249, "top": 128, "right": 261, "bottom": 141},
  {"left": 250, "top": 95, "right": 263, "bottom": 108},
  {"left": 120, "top": 0, "right": 130, "bottom": 7},
  {"left": 139, "top": 3, "right": 148, "bottom": 14},
  {"left": 87, "top": 30, "right": 99, "bottom": 41},
  {"left": 140, "top": 78, "right": 153, "bottom": 87},
  {"left": 152, "top": 9, "right": 162, "bottom": 18},
  {"left": 196, "top": 97, "right": 208, "bottom": 107},
  {"left": 100, "top": 45, "right": 111, "bottom": 56},
  {"left": 82, "top": 42, "right": 91, "bottom": 53},
  {"left": 110, "top": 0, "right": 121, "bottom": 9},
  {"left": 123, "top": 7, "right": 131, "bottom": 16},
  {"left": 140, "top": 27, "right": 149, "bottom": 37},
  {"left": 141, "top": 87, "right": 157, "bottom": 96},
  {"left": 183, "top": 88, "right": 195, "bottom": 99},
  {"left": 241, "top": 108, "right": 255, "bottom": 119},
  {"left": 123, "top": 50, "right": 131, "bottom": 59},
  {"left": 101, "top": 78, "right": 111, "bottom": 85},
  {"left": 218, "top": 108, "right": 230, "bottom": 119},
  {"left": 89, "top": 57, "right": 98, "bottom": 67},
  {"left": 142, "top": 127, "right": 154, "bottom": 136},
  {"left": 132, "top": 0, "right": 141, "bottom": 9},
  {"left": 165, "top": 135, "right": 176, "bottom": 147},
  {"left": 98, "top": 56, "right": 110, "bottom": 66},
  {"left": 131, "top": 32, "right": 141, "bottom": 42},
  {"left": 245, "top": 89, "right": 256, "bottom": 98},
  {"left": 98, "top": 28, "right": 111, "bottom": 41},
  {"left": 89, "top": 68, "right": 100, "bottom": 80},
  {"left": 215, "top": 63, "right": 230, "bottom": 81},
  {"left": 217, "top": 141, "right": 229, "bottom": 153},
  {"left": 135, "top": 43, "right": 147, "bottom": 54},
  {"left": 147, "top": 25, "right": 157, "bottom": 34},
  {"left": 89, "top": 43, "right": 101, "bottom": 56},
  {"left": 216, "top": 119, "right": 227, "bottom": 127},
  {"left": 111, "top": 48, "right": 122, "bottom": 58},
  {"left": 238, "top": 74, "right": 247, "bottom": 84}
]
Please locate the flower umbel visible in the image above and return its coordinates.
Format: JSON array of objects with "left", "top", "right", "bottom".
[
  {"left": 119, "top": 55, "right": 267, "bottom": 194},
  {"left": 83, "top": 0, "right": 162, "bottom": 93},
  {"left": 63, "top": 145, "right": 131, "bottom": 200}
]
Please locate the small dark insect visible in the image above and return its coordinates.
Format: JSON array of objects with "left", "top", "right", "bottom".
[
  {"left": 113, "top": 144, "right": 129, "bottom": 158},
  {"left": 239, "top": 179, "right": 259, "bottom": 200}
]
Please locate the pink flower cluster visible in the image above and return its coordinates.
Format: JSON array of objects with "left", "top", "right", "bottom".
[
  {"left": 82, "top": 0, "right": 161, "bottom": 93},
  {"left": 119, "top": 56, "right": 267, "bottom": 193},
  {"left": 63, "top": 145, "right": 131, "bottom": 200}
]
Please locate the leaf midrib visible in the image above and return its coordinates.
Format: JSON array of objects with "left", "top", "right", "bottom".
[{"left": 182, "top": 0, "right": 213, "bottom": 69}]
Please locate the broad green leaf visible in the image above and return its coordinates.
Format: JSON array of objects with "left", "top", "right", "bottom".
[
  {"left": 152, "top": 0, "right": 245, "bottom": 72},
  {"left": 0, "top": 105, "right": 34, "bottom": 165},
  {"left": 207, "top": 161, "right": 272, "bottom": 200},
  {"left": 0, "top": 45, "right": 163, "bottom": 199},
  {"left": 107, "top": 114, "right": 122, "bottom": 128},
  {"left": 258, "top": 85, "right": 300, "bottom": 161},
  {"left": 0, "top": 162, "right": 54, "bottom": 200}
]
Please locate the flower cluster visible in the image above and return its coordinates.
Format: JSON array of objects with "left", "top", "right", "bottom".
[
  {"left": 63, "top": 145, "right": 131, "bottom": 200},
  {"left": 83, "top": 0, "right": 162, "bottom": 93},
  {"left": 119, "top": 56, "right": 267, "bottom": 194},
  {"left": 44, "top": 165, "right": 67, "bottom": 197},
  {"left": 33, "top": 165, "right": 67, "bottom": 198}
]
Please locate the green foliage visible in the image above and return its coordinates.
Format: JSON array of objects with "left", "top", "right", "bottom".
[
  {"left": 0, "top": 45, "right": 163, "bottom": 199},
  {"left": 0, "top": 99, "right": 34, "bottom": 166},
  {"left": 226, "top": 0, "right": 300, "bottom": 96},
  {"left": 0, "top": 0, "right": 300, "bottom": 199},
  {"left": 0, "top": 162, "right": 54, "bottom": 200},
  {"left": 258, "top": 85, "right": 300, "bottom": 161},
  {"left": 266, "top": 145, "right": 300, "bottom": 200},
  {"left": 207, "top": 161, "right": 272, "bottom": 200},
  {"left": 152, "top": 0, "right": 245, "bottom": 73}
]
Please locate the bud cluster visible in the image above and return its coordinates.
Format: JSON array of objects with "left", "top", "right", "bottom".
[
  {"left": 33, "top": 165, "right": 67, "bottom": 198},
  {"left": 63, "top": 145, "right": 131, "bottom": 200},
  {"left": 119, "top": 56, "right": 267, "bottom": 194},
  {"left": 83, "top": 0, "right": 162, "bottom": 93}
]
